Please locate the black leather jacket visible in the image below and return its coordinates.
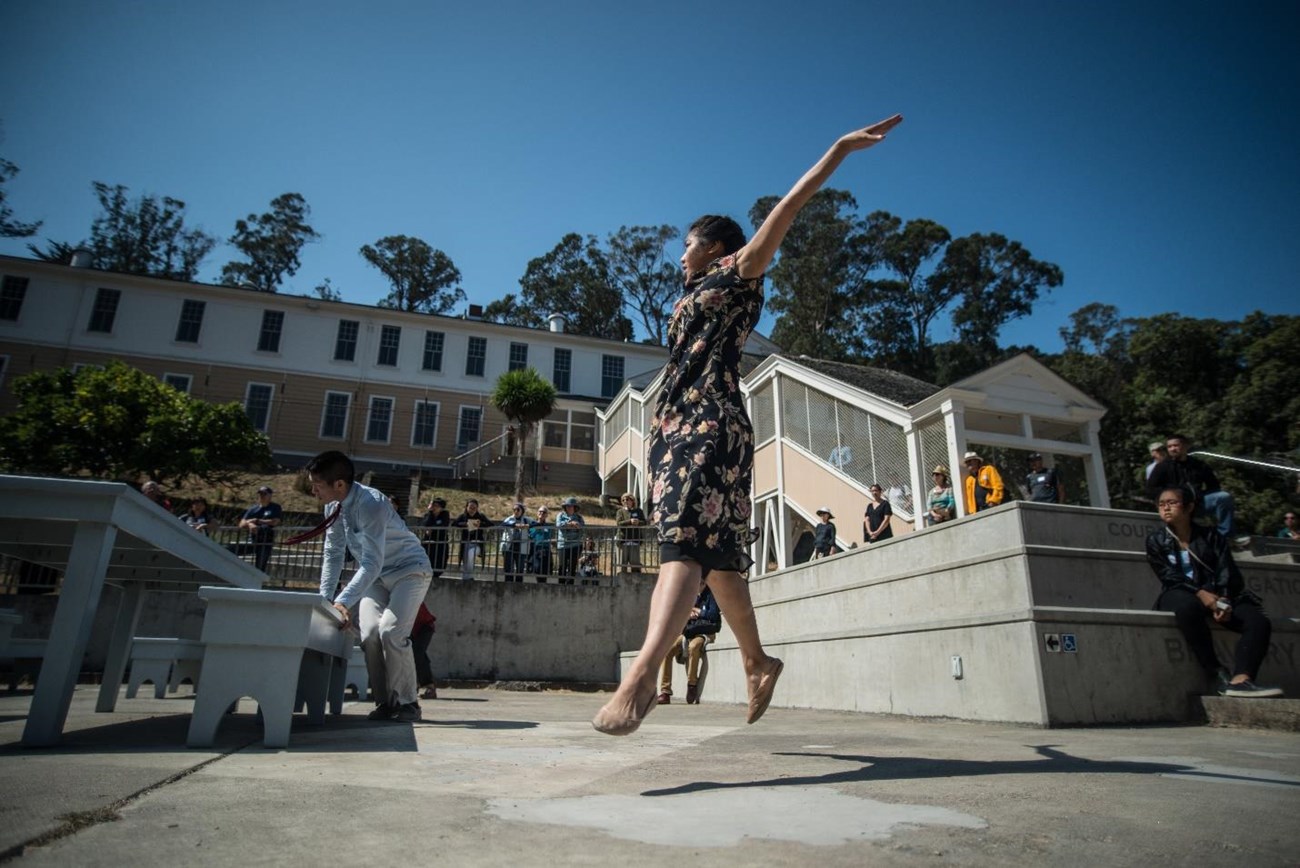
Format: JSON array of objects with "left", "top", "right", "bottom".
[{"left": 1145, "top": 523, "right": 1259, "bottom": 605}]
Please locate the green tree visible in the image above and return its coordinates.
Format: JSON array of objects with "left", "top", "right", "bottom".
[
  {"left": 605, "top": 224, "right": 681, "bottom": 346},
  {"left": 26, "top": 239, "right": 79, "bottom": 265},
  {"left": 751, "top": 189, "right": 873, "bottom": 361},
  {"left": 82, "top": 182, "right": 217, "bottom": 281},
  {"left": 0, "top": 361, "right": 271, "bottom": 486},
  {"left": 360, "top": 235, "right": 464, "bottom": 314},
  {"left": 0, "top": 156, "right": 41, "bottom": 238},
  {"left": 515, "top": 233, "right": 632, "bottom": 340},
  {"left": 943, "top": 233, "right": 1064, "bottom": 363},
  {"left": 859, "top": 211, "right": 954, "bottom": 374},
  {"left": 313, "top": 277, "right": 342, "bottom": 301},
  {"left": 220, "top": 192, "right": 320, "bottom": 292},
  {"left": 490, "top": 367, "right": 558, "bottom": 502}
]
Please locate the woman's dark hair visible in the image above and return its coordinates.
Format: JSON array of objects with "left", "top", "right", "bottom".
[
  {"left": 1159, "top": 486, "right": 1194, "bottom": 508},
  {"left": 306, "top": 450, "right": 355, "bottom": 485},
  {"left": 688, "top": 215, "right": 746, "bottom": 255}
]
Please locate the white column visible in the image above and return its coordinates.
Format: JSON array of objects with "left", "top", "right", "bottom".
[
  {"left": 943, "top": 401, "right": 969, "bottom": 518},
  {"left": 1082, "top": 418, "right": 1111, "bottom": 508},
  {"left": 903, "top": 421, "right": 925, "bottom": 531},
  {"left": 771, "top": 376, "right": 789, "bottom": 569}
]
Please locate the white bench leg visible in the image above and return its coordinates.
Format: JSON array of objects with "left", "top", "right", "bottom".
[
  {"left": 96, "top": 585, "right": 144, "bottom": 713},
  {"left": 187, "top": 645, "right": 302, "bottom": 748},
  {"left": 127, "top": 659, "right": 171, "bottom": 700},
  {"left": 296, "top": 650, "right": 333, "bottom": 726},
  {"left": 170, "top": 659, "right": 202, "bottom": 694}
]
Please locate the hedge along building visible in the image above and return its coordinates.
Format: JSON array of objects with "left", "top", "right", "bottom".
[
  {"left": 0, "top": 254, "right": 671, "bottom": 492},
  {"left": 597, "top": 351, "right": 1109, "bottom": 575}
]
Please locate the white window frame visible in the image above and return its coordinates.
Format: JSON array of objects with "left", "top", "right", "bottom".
[
  {"left": 422, "top": 330, "right": 445, "bottom": 372},
  {"left": 465, "top": 336, "right": 487, "bottom": 377},
  {"left": 456, "top": 404, "right": 483, "bottom": 450},
  {"left": 377, "top": 325, "right": 401, "bottom": 367},
  {"left": 319, "top": 390, "right": 352, "bottom": 440},
  {"left": 508, "top": 342, "right": 528, "bottom": 371},
  {"left": 175, "top": 299, "right": 206, "bottom": 344},
  {"left": 162, "top": 372, "right": 192, "bottom": 394},
  {"left": 410, "top": 399, "right": 440, "bottom": 449},
  {"left": 257, "top": 309, "right": 285, "bottom": 353},
  {"left": 244, "top": 382, "right": 275, "bottom": 433},
  {"left": 365, "top": 395, "right": 395, "bottom": 444}
]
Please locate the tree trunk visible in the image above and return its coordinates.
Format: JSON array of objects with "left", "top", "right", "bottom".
[{"left": 513, "top": 423, "right": 529, "bottom": 504}]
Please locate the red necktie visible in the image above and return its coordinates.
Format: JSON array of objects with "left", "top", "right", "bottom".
[{"left": 283, "top": 507, "right": 341, "bottom": 545}]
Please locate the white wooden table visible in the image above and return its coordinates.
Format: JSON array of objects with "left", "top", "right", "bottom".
[
  {"left": 187, "top": 587, "right": 354, "bottom": 749},
  {"left": 0, "top": 476, "right": 264, "bottom": 746}
]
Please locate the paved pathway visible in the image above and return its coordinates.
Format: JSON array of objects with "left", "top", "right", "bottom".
[{"left": 1, "top": 686, "right": 1298, "bottom": 866}]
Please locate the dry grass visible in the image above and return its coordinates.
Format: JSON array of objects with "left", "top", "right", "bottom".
[{"left": 163, "top": 472, "right": 618, "bottom": 525}]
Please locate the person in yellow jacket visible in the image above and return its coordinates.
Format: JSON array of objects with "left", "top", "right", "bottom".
[{"left": 963, "top": 451, "right": 1005, "bottom": 514}]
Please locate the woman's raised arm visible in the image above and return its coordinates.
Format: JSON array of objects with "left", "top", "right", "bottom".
[{"left": 736, "top": 114, "right": 902, "bottom": 279}]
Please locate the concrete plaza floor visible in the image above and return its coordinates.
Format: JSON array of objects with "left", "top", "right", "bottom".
[{"left": 0, "top": 685, "right": 1298, "bottom": 867}]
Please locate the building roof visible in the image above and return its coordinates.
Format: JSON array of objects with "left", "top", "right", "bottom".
[{"left": 785, "top": 355, "right": 941, "bottom": 407}]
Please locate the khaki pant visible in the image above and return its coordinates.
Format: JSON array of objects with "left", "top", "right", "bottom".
[{"left": 659, "top": 635, "right": 710, "bottom": 695}]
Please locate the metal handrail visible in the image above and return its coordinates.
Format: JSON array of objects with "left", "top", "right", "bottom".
[
  {"left": 1191, "top": 451, "right": 1300, "bottom": 475},
  {"left": 450, "top": 430, "right": 514, "bottom": 479}
]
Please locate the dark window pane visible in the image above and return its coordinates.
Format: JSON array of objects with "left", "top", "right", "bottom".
[
  {"left": 552, "top": 348, "right": 571, "bottom": 393},
  {"left": 87, "top": 288, "right": 121, "bottom": 333},
  {"left": 258, "top": 310, "right": 284, "bottom": 352},
  {"left": 0, "top": 276, "right": 29, "bottom": 321},
  {"left": 377, "top": 325, "right": 401, "bottom": 366},
  {"left": 422, "top": 330, "right": 444, "bottom": 371},
  {"left": 335, "top": 320, "right": 358, "bottom": 361},
  {"left": 508, "top": 342, "right": 528, "bottom": 371},
  {"left": 175, "top": 300, "right": 206, "bottom": 343},
  {"left": 321, "top": 392, "right": 350, "bottom": 438},
  {"left": 466, "top": 336, "right": 486, "bottom": 376}
]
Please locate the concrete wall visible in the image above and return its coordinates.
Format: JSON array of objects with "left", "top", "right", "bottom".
[
  {"left": 1, "top": 576, "right": 655, "bottom": 686},
  {"left": 630, "top": 502, "right": 1300, "bottom": 726}
]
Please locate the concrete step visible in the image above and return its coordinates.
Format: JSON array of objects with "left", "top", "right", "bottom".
[{"left": 1197, "top": 696, "right": 1300, "bottom": 732}]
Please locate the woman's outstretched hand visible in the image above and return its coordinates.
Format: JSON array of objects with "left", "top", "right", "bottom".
[{"left": 838, "top": 114, "right": 904, "bottom": 152}]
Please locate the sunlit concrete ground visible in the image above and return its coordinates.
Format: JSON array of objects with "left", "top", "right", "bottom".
[{"left": 1, "top": 684, "right": 1298, "bottom": 866}]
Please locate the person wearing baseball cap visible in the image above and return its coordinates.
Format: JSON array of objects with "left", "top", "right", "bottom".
[
  {"left": 238, "top": 485, "right": 282, "bottom": 572},
  {"left": 1025, "top": 453, "right": 1065, "bottom": 504}
]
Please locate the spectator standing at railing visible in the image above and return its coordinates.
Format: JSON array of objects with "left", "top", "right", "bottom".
[
  {"left": 141, "top": 480, "right": 171, "bottom": 511},
  {"left": 420, "top": 497, "right": 451, "bottom": 577},
  {"left": 1279, "top": 512, "right": 1299, "bottom": 540},
  {"left": 812, "top": 508, "right": 837, "bottom": 558},
  {"left": 927, "top": 465, "right": 955, "bottom": 525},
  {"left": 239, "top": 486, "right": 282, "bottom": 572},
  {"left": 864, "top": 484, "right": 893, "bottom": 543},
  {"left": 578, "top": 536, "right": 601, "bottom": 585},
  {"left": 1145, "top": 442, "right": 1168, "bottom": 482},
  {"left": 1024, "top": 453, "right": 1065, "bottom": 504},
  {"left": 615, "top": 493, "right": 647, "bottom": 574},
  {"left": 306, "top": 450, "right": 434, "bottom": 723},
  {"left": 500, "top": 503, "right": 534, "bottom": 582},
  {"left": 962, "top": 452, "right": 1005, "bottom": 515},
  {"left": 529, "top": 506, "right": 555, "bottom": 582},
  {"left": 183, "top": 497, "right": 215, "bottom": 536},
  {"left": 451, "top": 500, "right": 495, "bottom": 581},
  {"left": 556, "top": 497, "right": 585, "bottom": 584}
]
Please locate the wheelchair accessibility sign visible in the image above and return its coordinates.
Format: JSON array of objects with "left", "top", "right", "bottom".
[{"left": 1061, "top": 633, "right": 1078, "bottom": 653}]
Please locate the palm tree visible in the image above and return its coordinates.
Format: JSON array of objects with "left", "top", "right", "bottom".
[{"left": 490, "top": 368, "right": 558, "bottom": 502}]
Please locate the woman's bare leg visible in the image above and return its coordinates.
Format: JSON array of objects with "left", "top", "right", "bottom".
[
  {"left": 593, "top": 559, "right": 700, "bottom": 733},
  {"left": 706, "top": 570, "right": 782, "bottom": 720}
]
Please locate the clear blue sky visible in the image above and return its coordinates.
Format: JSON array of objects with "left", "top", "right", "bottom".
[{"left": 2, "top": 1, "right": 1296, "bottom": 352}]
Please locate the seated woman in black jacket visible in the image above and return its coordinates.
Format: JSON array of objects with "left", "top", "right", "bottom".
[{"left": 1147, "top": 486, "right": 1280, "bottom": 697}]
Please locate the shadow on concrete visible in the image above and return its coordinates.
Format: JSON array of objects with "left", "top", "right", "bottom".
[
  {"left": 0, "top": 713, "right": 257, "bottom": 755},
  {"left": 416, "top": 719, "right": 538, "bottom": 730},
  {"left": 642, "top": 744, "right": 1300, "bottom": 796}
]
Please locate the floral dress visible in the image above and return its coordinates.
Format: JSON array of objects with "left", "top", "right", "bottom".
[{"left": 647, "top": 254, "right": 762, "bottom": 573}]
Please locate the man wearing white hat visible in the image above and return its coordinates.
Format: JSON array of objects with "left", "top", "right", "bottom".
[{"left": 962, "top": 451, "right": 1005, "bottom": 515}]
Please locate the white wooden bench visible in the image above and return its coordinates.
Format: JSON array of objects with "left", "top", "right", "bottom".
[
  {"left": 126, "top": 638, "right": 204, "bottom": 699},
  {"left": 187, "top": 588, "right": 353, "bottom": 749}
]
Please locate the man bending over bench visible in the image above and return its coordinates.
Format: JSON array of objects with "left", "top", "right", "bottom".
[{"left": 308, "top": 450, "right": 434, "bottom": 722}]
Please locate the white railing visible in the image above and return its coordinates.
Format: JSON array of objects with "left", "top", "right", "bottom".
[
  {"left": 450, "top": 430, "right": 514, "bottom": 479},
  {"left": 1192, "top": 451, "right": 1300, "bottom": 476}
]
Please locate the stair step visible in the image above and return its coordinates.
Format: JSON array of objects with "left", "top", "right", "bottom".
[{"left": 1196, "top": 696, "right": 1300, "bottom": 731}]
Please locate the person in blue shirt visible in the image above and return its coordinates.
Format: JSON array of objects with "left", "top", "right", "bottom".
[
  {"left": 555, "top": 497, "right": 585, "bottom": 585},
  {"left": 528, "top": 506, "right": 555, "bottom": 582},
  {"left": 308, "top": 450, "right": 433, "bottom": 723},
  {"left": 239, "top": 486, "right": 282, "bottom": 572},
  {"left": 499, "top": 503, "right": 534, "bottom": 582}
]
